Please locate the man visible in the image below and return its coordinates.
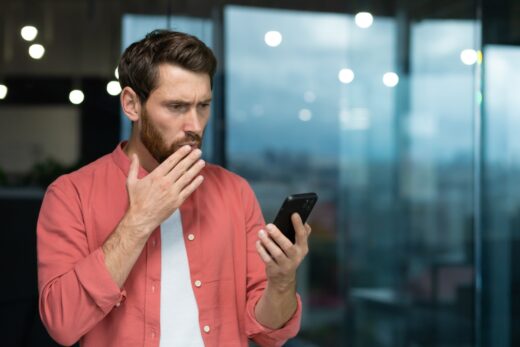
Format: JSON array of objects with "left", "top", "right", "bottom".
[{"left": 37, "top": 30, "right": 310, "bottom": 347}]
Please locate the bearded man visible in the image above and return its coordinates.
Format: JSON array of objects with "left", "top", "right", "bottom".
[{"left": 36, "top": 30, "right": 310, "bottom": 347}]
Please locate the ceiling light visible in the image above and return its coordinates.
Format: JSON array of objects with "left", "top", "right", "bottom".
[
  {"left": 0, "top": 84, "right": 7, "bottom": 99},
  {"left": 106, "top": 80, "right": 122, "bottom": 96},
  {"left": 21, "top": 26, "right": 38, "bottom": 41},
  {"left": 69, "top": 89, "right": 85, "bottom": 105},
  {"left": 28, "top": 44, "right": 45, "bottom": 59}
]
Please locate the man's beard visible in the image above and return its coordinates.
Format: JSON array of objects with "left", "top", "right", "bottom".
[{"left": 139, "top": 107, "right": 202, "bottom": 164}]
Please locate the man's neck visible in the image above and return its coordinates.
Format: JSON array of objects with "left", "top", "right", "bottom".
[{"left": 123, "top": 134, "right": 159, "bottom": 173}]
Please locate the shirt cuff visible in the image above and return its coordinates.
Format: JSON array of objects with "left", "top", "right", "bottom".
[
  {"left": 246, "top": 292, "right": 302, "bottom": 339},
  {"left": 74, "top": 248, "right": 126, "bottom": 314}
]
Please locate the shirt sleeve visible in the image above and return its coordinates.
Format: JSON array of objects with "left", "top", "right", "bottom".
[
  {"left": 239, "top": 179, "right": 302, "bottom": 347},
  {"left": 37, "top": 175, "right": 125, "bottom": 346}
]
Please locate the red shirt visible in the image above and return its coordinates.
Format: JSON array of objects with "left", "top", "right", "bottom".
[{"left": 37, "top": 143, "right": 302, "bottom": 346}]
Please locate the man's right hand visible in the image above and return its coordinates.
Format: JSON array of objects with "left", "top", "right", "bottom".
[
  {"left": 102, "top": 145, "right": 205, "bottom": 288},
  {"left": 124, "top": 145, "right": 205, "bottom": 240}
]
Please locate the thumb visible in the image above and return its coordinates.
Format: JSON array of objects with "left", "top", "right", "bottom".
[{"left": 127, "top": 153, "right": 139, "bottom": 184}]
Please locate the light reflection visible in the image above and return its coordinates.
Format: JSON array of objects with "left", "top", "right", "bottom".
[
  {"left": 338, "top": 68, "right": 355, "bottom": 84},
  {"left": 304, "top": 91, "right": 316, "bottom": 103},
  {"left": 355, "top": 12, "right": 374, "bottom": 29},
  {"left": 340, "top": 108, "right": 370, "bottom": 130},
  {"left": 460, "top": 49, "right": 478, "bottom": 65},
  {"left": 115, "top": 67, "right": 119, "bottom": 79},
  {"left": 383, "top": 72, "right": 399, "bottom": 87},
  {"left": 477, "top": 50, "right": 483, "bottom": 64},
  {"left": 299, "top": 108, "right": 312, "bottom": 121},
  {"left": 264, "top": 31, "right": 282, "bottom": 47}
]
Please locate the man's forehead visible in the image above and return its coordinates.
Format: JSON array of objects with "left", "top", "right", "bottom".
[
  {"left": 153, "top": 64, "right": 212, "bottom": 100},
  {"left": 156, "top": 64, "right": 210, "bottom": 83}
]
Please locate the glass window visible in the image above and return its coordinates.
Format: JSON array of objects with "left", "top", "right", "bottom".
[{"left": 226, "top": 5, "right": 477, "bottom": 346}]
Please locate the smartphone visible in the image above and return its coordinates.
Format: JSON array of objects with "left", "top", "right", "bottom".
[{"left": 272, "top": 192, "right": 318, "bottom": 243}]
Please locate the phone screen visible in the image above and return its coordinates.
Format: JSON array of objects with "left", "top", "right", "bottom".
[{"left": 272, "top": 192, "right": 318, "bottom": 243}]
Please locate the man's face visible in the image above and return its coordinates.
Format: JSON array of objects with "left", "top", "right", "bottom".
[{"left": 138, "top": 64, "right": 212, "bottom": 164}]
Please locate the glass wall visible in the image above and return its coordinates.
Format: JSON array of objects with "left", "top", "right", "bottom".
[
  {"left": 481, "top": 0, "right": 520, "bottom": 344},
  {"left": 225, "top": 4, "right": 479, "bottom": 347}
]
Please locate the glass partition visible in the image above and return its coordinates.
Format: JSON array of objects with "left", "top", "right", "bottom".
[{"left": 225, "top": 4, "right": 478, "bottom": 346}]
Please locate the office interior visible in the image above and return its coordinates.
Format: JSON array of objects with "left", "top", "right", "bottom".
[{"left": 0, "top": 0, "right": 519, "bottom": 346}]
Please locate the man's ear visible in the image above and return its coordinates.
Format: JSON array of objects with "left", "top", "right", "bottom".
[{"left": 120, "top": 87, "right": 142, "bottom": 122}]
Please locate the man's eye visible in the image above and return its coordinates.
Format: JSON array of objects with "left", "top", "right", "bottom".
[
  {"left": 199, "top": 103, "right": 210, "bottom": 109},
  {"left": 170, "top": 104, "right": 187, "bottom": 111}
]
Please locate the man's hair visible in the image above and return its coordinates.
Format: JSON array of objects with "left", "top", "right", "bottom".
[{"left": 118, "top": 30, "right": 217, "bottom": 103}]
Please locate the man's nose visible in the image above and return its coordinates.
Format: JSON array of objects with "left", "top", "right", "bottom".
[{"left": 184, "top": 108, "right": 202, "bottom": 133}]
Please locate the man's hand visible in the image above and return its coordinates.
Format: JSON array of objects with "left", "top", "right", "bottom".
[
  {"left": 254, "top": 213, "right": 311, "bottom": 329},
  {"left": 256, "top": 213, "right": 311, "bottom": 291},
  {"left": 102, "top": 145, "right": 205, "bottom": 288},
  {"left": 124, "top": 145, "right": 205, "bottom": 239}
]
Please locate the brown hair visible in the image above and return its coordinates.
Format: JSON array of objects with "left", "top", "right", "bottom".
[{"left": 118, "top": 30, "right": 217, "bottom": 103}]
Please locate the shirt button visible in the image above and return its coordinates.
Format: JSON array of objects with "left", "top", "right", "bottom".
[
  {"left": 187, "top": 234, "right": 195, "bottom": 241},
  {"left": 151, "top": 285, "right": 156, "bottom": 293},
  {"left": 194, "top": 280, "right": 202, "bottom": 287},
  {"left": 151, "top": 239, "right": 156, "bottom": 247},
  {"left": 115, "top": 302, "right": 121, "bottom": 307},
  {"left": 151, "top": 331, "right": 156, "bottom": 339},
  {"left": 203, "top": 325, "right": 211, "bottom": 333}
]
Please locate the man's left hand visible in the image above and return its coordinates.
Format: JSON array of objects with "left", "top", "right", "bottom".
[{"left": 256, "top": 213, "right": 311, "bottom": 292}]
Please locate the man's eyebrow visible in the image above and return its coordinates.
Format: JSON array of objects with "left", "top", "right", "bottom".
[
  {"left": 163, "top": 98, "right": 212, "bottom": 105},
  {"left": 163, "top": 100, "right": 190, "bottom": 105}
]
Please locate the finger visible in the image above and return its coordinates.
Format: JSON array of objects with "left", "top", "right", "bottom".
[
  {"left": 265, "top": 224, "right": 295, "bottom": 255},
  {"left": 152, "top": 145, "right": 192, "bottom": 177},
  {"left": 174, "top": 158, "right": 205, "bottom": 190},
  {"left": 127, "top": 154, "right": 139, "bottom": 185},
  {"left": 166, "top": 148, "right": 203, "bottom": 182},
  {"left": 258, "top": 229, "right": 288, "bottom": 264},
  {"left": 178, "top": 175, "right": 204, "bottom": 201},
  {"left": 305, "top": 223, "right": 312, "bottom": 236},
  {"left": 255, "top": 240, "right": 273, "bottom": 264},
  {"left": 292, "top": 213, "right": 309, "bottom": 248}
]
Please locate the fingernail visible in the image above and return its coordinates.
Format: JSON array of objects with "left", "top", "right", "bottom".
[{"left": 258, "top": 229, "right": 265, "bottom": 237}]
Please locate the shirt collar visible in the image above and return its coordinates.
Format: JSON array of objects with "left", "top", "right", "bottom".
[{"left": 111, "top": 141, "right": 150, "bottom": 179}]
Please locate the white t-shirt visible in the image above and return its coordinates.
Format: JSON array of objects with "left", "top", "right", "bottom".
[{"left": 160, "top": 210, "right": 205, "bottom": 346}]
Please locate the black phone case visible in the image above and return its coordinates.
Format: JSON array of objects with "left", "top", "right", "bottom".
[{"left": 272, "top": 192, "right": 318, "bottom": 243}]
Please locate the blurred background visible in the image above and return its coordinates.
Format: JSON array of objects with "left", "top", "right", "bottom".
[{"left": 0, "top": 0, "right": 519, "bottom": 346}]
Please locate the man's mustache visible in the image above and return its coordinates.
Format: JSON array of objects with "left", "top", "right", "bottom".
[{"left": 171, "top": 132, "right": 202, "bottom": 149}]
